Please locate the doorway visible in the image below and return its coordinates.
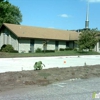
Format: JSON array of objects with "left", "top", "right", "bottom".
[{"left": 30, "top": 39, "right": 34, "bottom": 53}]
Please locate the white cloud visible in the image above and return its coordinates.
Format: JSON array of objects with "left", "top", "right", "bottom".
[
  {"left": 81, "top": 0, "right": 100, "bottom": 3},
  {"left": 58, "top": 14, "right": 69, "bottom": 18},
  {"left": 86, "top": 0, "right": 100, "bottom": 3}
]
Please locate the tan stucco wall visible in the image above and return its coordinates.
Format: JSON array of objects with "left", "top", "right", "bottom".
[{"left": 19, "top": 39, "right": 30, "bottom": 53}]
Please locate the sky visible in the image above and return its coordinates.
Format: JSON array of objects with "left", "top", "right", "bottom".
[{"left": 8, "top": 0, "right": 100, "bottom": 30}]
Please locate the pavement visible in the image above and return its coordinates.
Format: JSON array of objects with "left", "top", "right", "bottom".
[
  {"left": 0, "top": 55, "right": 100, "bottom": 73},
  {"left": 0, "top": 77, "right": 100, "bottom": 100}
]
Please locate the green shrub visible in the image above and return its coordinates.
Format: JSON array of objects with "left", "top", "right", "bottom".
[
  {"left": 73, "top": 48, "right": 79, "bottom": 51},
  {"left": 65, "top": 47, "right": 73, "bottom": 50},
  {"left": 1, "top": 44, "right": 14, "bottom": 52},
  {"left": 42, "top": 50, "right": 55, "bottom": 53},
  {"left": 11, "top": 50, "right": 18, "bottom": 53},
  {"left": 73, "top": 48, "right": 77, "bottom": 51},
  {"left": 59, "top": 48, "right": 65, "bottom": 51},
  {"left": 35, "top": 48, "right": 42, "bottom": 53},
  {"left": 1, "top": 44, "right": 7, "bottom": 51},
  {"left": 36, "top": 48, "right": 55, "bottom": 53},
  {"left": 29, "top": 51, "right": 31, "bottom": 53},
  {"left": 59, "top": 47, "right": 73, "bottom": 51}
]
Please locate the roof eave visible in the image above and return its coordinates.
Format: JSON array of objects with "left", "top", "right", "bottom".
[{"left": 3, "top": 23, "right": 18, "bottom": 38}]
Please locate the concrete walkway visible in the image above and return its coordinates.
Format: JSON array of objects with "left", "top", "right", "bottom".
[{"left": 0, "top": 55, "right": 100, "bottom": 73}]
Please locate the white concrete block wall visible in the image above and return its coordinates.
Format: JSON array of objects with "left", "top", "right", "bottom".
[
  {"left": 34, "top": 39, "right": 43, "bottom": 51},
  {"left": 59, "top": 41, "right": 66, "bottom": 49},
  {"left": 8, "top": 33, "right": 12, "bottom": 44},
  {"left": 0, "top": 33, "right": 3, "bottom": 49},
  {"left": 34, "top": 40, "right": 68, "bottom": 51},
  {"left": 98, "top": 40, "right": 100, "bottom": 53},
  {"left": 47, "top": 40, "right": 55, "bottom": 50},
  {"left": 0, "top": 33, "right": 1, "bottom": 48},
  {"left": 95, "top": 42, "right": 100, "bottom": 53},
  {"left": 11, "top": 34, "right": 18, "bottom": 51},
  {"left": 94, "top": 43, "right": 97, "bottom": 52},
  {"left": 5, "top": 34, "right": 7, "bottom": 44},
  {"left": 87, "top": 41, "right": 100, "bottom": 53},
  {"left": 0, "top": 32, "right": 10, "bottom": 48},
  {"left": 69, "top": 41, "right": 74, "bottom": 48},
  {"left": 19, "top": 39, "right": 30, "bottom": 53},
  {"left": 98, "top": 41, "right": 100, "bottom": 53},
  {"left": 0, "top": 30, "right": 18, "bottom": 51},
  {"left": 3, "top": 29, "right": 9, "bottom": 45}
]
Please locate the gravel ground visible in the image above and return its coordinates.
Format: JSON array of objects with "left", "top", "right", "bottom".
[
  {"left": 0, "top": 64, "right": 100, "bottom": 100},
  {"left": 0, "top": 77, "right": 100, "bottom": 100}
]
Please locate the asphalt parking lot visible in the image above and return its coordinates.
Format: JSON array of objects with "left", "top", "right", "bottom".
[{"left": 0, "top": 77, "right": 100, "bottom": 100}]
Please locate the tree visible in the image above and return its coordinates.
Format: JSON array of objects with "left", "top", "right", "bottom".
[
  {"left": 77, "top": 29, "right": 99, "bottom": 51},
  {"left": 0, "top": 0, "right": 22, "bottom": 26},
  {"left": 43, "top": 41, "right": 47, "bottom": 53}
]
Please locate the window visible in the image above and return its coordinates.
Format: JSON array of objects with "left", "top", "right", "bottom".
[
  {"left": 55, "top": 41, "right": 59, "bottom": 50},
  {"left": 30, "top": 39, "right": 34, "bottom": 53},
  {"left": 66, "top": 41, "right": 69, "bottom": 47}
]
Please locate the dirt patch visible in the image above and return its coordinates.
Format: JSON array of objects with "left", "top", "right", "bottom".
[{"left": 0, "top": 65, "right": 100, "bottom": 92}]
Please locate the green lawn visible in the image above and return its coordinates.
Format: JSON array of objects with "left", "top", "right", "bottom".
[{"left": 0, "top": 50, "right": 100, "bottom": 58}]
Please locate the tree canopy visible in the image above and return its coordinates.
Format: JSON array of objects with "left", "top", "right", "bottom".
[
  {"left": 0, "top": 0, "right": 22, "bottom": 26},
  {"left": 77, "top": 29, "right": 99, "bottom": 51}
]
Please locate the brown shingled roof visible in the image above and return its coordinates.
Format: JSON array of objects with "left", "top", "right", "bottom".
[{"left": 3, "top": 23, "right": 79, "bottom": 41}]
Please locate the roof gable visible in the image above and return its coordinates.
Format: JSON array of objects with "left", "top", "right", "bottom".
[{"left": 2, "top": 23, "right": 79, "bottom": 40}]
